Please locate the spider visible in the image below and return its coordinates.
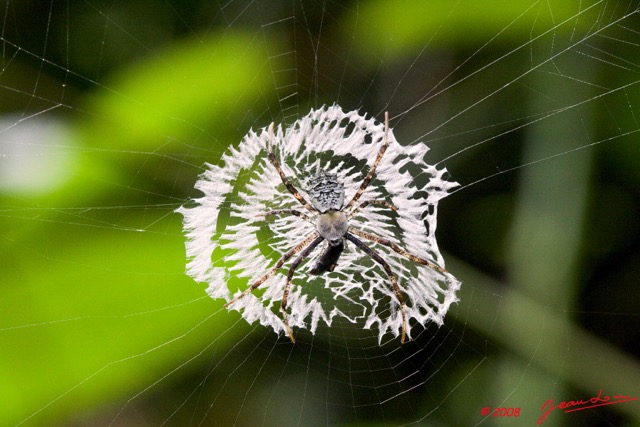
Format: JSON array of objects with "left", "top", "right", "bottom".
[{"left": 224, "top": 112, "right": 447, "bottom": 344}]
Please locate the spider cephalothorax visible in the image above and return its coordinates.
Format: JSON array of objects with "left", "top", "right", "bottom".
[{"left": 224, "top": 112, "right": 448, "bottom": 344}]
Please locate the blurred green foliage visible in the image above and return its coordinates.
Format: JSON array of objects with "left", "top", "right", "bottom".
[{"left": 344, "top": 0, "right": 582, "bottom": 59}]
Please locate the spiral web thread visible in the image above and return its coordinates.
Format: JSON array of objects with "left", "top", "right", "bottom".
[{"left": 177, "top": 105, "right": 461, "bottom": 343}]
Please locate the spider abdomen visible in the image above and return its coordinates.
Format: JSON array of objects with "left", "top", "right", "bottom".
[{"left": 307, "top": 172, "right": 345, "bottom": 212}]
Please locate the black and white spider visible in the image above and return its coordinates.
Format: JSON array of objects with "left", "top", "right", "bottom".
[{"left": 224, "top": 112, "right": 447, "bottom": 344}]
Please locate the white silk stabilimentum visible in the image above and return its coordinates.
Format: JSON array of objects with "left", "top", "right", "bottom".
[{"left": 177, "top": 105, "right": 461, "bottom": 343}]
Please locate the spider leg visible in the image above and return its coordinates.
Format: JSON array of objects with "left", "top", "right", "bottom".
[
  {"left": 224, "top": 231, "right": 320, "bottom": 308},
  {"left": 281, "top": 235, "right": 324, "bottom": 343},
  {"left": 345, "top": 232, "right": 408, "bottom": 344},
  {"left": 259, "top": 209, "right": 314, "bottom": 224},
  {"left": 344, "top": 111, "right": 390, "bottom": 211},
  {"left": 349, "top": 228, "right": 448, "bottom": 273},
  {"left": 348, "top": 199, "right": 397, "bottom": 219},
  {"left": 267, "top": 123, "right": 316, "bottom": 212}
]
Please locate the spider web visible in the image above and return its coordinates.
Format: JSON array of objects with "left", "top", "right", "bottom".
[
  {"left": 1, "top": 1, "right": 640, "bottom": 426},
  {"left": 178, "top": 105, "right": 460, "bottom": 343}
]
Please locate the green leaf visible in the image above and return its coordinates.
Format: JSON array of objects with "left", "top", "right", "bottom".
[
  {"left": 342, "top": 0, "right": 589, "bottom": 62},
  {"left": 83, "top": 31, "right": 279, "bottom": 149},
  {"left": 0, "top": 214, "right": 239, "bottom": 425}
]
